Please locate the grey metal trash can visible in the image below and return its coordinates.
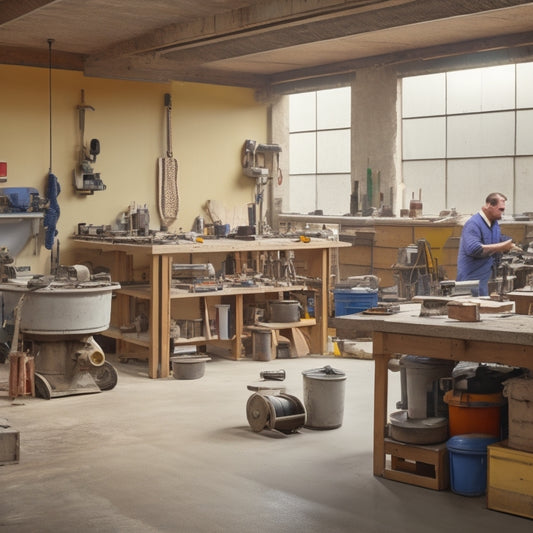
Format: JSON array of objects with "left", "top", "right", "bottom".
[{"left": 302, "top": 365, "right": 346, "bottom": 429}]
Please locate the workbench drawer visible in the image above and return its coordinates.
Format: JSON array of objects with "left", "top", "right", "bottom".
[{"left": 487, "top": 441, "right": 533, "bottom": 520}]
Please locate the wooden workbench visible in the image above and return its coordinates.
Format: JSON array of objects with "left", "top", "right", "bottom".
[
  {"left": 335, "top": 304, "right": 533, "bottom": 478},
  {"left": 72, "top": 236, "right": 349, "bottom": 378}
]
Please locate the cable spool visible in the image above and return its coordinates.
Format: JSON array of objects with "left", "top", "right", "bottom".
[{"left": 246, "top": 392, "right": 306, "bottom": 434}]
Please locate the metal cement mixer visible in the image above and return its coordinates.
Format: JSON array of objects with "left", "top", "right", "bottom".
[{"left": 0, "top": 265, "right": 120, "bottom": 399}]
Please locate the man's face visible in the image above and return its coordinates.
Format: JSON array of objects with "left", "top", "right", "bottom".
[{"left": 486, "top": 197, "right": 506, "bottom": 221}]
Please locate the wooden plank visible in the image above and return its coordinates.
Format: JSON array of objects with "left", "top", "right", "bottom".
[
  {"left": 383, "top": 469, "right": 439, "bottom": 491},
  {"left": 374, "top": 225, "right": 414, "bottom": 248},
  {"left": 291, "top": 327, "right": 310, "bottom": 357}
]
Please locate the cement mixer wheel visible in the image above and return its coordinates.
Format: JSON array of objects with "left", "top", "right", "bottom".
[
  {"left": 0, "top": 342, "right": 10, "bottom": 364},
  {"left": 90, "top": 361, "right": 118, "bottom": 391},
  {"left": 34, "top": 373, "right": 52, "bottom": 400}
]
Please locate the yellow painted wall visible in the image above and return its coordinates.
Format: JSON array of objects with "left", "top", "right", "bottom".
[{"left": 0, "top": 65, "right": 267, "bottom": 272}]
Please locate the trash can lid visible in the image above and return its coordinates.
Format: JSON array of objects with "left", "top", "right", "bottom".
[
  {"left": 302, "top": 365, "right": 346, "bottom": 380},
  {"left": 447, "top": 434, "right": 499, "bottom": 452},
  {"left": 400, "top": 355, "right": 454, "bottom": 367},
  {"left": 170, "top": 355, "right": 211, "bottom": 364},
  {"left": 443, "top": 389, "right": 506, "bottom": 407}
]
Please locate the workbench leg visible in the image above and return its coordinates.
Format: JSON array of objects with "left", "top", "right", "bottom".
[
  {"left": 158, "top": 255, "right": 171, "bottom": 378},
  {"left": 233, "top": 294, "right": 244, "bottom": 360},
  {"left": 149, "top": 256, "right": 160, "bottom": 379},
  {"left": 373, "top": 332, "right": 390, "bottom": 477},
  {"left": 318, "top": 248, "right": 329, "bottom": 354}
]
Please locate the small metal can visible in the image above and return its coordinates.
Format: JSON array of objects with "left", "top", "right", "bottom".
[{"left": 194, "top": 216, "right": 204, "bottom": 234}]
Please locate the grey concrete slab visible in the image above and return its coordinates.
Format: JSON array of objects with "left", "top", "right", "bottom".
[{"left": 0, "top": 355, "right": 530, "bottom": 533}]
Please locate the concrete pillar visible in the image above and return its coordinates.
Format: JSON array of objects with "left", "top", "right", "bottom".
[{"left": 352, "top": 67, "right": 401, "bottom": 215}]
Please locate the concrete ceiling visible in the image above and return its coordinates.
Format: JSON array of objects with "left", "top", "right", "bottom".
[{"left": 2, "top": 0, "right": 533, "bottom": 89}]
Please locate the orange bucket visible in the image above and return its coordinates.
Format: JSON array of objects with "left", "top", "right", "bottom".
[{"left": 444, "top": 390, "right": 506, "bottom": 437}]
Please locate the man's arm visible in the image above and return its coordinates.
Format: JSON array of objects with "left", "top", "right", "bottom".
[{"left": 481, "top": 239, "right": 513, "bottom": 256}]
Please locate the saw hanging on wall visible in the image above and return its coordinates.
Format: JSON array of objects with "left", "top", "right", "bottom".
[{"left": 158, "top": 93, "right": 179, "bottom": 230}]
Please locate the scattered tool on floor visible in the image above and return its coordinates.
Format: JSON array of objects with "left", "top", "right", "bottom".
[{"left": 246, "top": 392, "right": 305, "bottom": 434}]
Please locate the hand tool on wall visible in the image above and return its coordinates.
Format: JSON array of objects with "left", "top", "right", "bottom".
[
  {"left": 73, "top": 90, "right": 105, "bottom": 194},
  {"left": 158, "top": 93, "right": 179, "bottom": 231}
]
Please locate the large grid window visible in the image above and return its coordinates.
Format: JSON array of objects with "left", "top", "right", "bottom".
[
  {"left": 289, "top": 87, "right": 351, "bottom": 214},
  {"left": 402, "top": 63, "right": 533, "bottom": 215}
]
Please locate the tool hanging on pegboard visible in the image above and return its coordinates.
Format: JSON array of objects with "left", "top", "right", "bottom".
[
  {"left": 73, "top": 89, "right": 106, "bottom": 195},
  {"left": 157, "top": 93, "right": 179, "bottom": 231}
]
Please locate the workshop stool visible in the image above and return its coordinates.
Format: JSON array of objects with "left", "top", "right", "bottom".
[{"left": 384, "top": 438, "right": 449, "bottom": 490}]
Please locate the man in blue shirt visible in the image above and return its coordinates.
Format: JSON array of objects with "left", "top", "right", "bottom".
[{"left": 456, "top": 192, "right": 516, "bottom": 296}]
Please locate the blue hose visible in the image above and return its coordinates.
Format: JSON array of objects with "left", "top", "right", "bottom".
[{"left": 44, "top": 172, "right": 61, "bottom": 250}]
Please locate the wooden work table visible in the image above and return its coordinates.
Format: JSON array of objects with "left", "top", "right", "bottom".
[
  {"left": 335, "top": 304, "right": 533, "bottom": 478},
  {"left": 72, "top": 236, "right": 349, "bottom": 378}
]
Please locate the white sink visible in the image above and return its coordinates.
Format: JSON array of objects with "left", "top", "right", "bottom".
[{"left": 0, "top": 213, "right": 43, "bottom": 256}]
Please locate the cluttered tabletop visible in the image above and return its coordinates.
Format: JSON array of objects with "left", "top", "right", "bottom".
[{"left": 335, "top": 298, "right": 533, "bottom": 348}]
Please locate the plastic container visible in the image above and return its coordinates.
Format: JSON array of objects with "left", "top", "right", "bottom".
[
  {"left": 215, "top": 304, "right": 230, "bottom": 340},
  {"left": 250, "top": 326, "right": 272, "bottom": 361},
  {"left": 302, "top": 365, "right": 346, "bottom": 429},
  {"left": 447, "top": 434, "right": 499, "bottom": 496},
  {"left": 0, "top": 186, "right": 39, "bottom": 210},
  {"left": 333, "top": 288, "right": 378, "bottom": 317},
  {"left": 171, "top": 355, "right": 210, "bottom": 380},
  {"left": 269, "top": 300, "right": 300, "bottom": 322},
  {"left": 503, "top": 376, "right": 533, "bottom": 452},
  {"left": 444, "top": 390, "right": 505, "bottom": 437},
  {"left": 400, "top": 355, "right": 454, "bottom": 419}
]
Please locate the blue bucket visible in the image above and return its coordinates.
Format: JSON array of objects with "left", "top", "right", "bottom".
[
  {"left": 447, "top": 434, "right": 499, "bottom": 496},
  {"left": 333, "top": 288, "right": 378, "bottom": 316}
]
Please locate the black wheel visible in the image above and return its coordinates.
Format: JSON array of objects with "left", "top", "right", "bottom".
[
  {"left": 34, "top": 373, "right": 52, "bottom": 400},
  {"left": 90, "top": 361, "right": 118, "bottom": 391},
  {"left": 0, "top": 342, "right": 10, "bottom": 364}
]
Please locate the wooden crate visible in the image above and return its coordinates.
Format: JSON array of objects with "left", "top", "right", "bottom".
[
  {"left": 487, "top": 441, "right": 533, "bottom": 520},
  {"left": 0, "top": 426, "right": 20, "bottom": 465},
  {"left": 384, "top": 438, "right": 449, "bottom": 490}
]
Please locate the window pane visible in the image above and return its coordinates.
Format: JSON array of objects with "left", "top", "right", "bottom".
[
  {"left": 403, "top": 117, "right": 446, "bottom": 159},
  {"left": 402, "top": 73, "right": 445, "bottom": 117},
  {"left": 289, "top": 132, "right": 316, "bottom": 174},
  {"left": 317, "top": 87, "right": 351, "bottom": 129},
  {"left": 289, "top": 92, "right": 316, "bottom": 132},
  {"left": 447, "top": 69, "right": 482, "bottom": 114},
  {"left": 317, "top": 129, "right": 350, "bottom": 173},
  {"left": 447, "top": 158, "right": 513, "bottom": 214},
  {"left": 517, "top": 110, "right": 533, "bottom": 155},
  {"left": 447, "top": 112, "right": 514, "bottom": 157},
  {"left": 517, "top": 62, "right": 533, "bottom": 109},
  {"left": 316, "top": 174, "right": 351, "bottom": 215},
  {"left": 447, "top": 65, "right": 515, "bottom": 114},
  {"left": 515, "top": 157, "right": 533, "bottom": 214},
  {"left": 402, "top": 160, "right": 446, "bottom": 214},
  {"left": 481, "top": 65, "right": 515, "bottom": 111},
  {"left": 289, "top": 175, "right": 316, "bottom": 213}
]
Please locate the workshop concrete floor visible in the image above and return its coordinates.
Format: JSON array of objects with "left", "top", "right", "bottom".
[{"left": 0, "top": 354, "right": 531, "bottom": 533}]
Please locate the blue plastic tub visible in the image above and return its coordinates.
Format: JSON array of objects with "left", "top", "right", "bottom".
[
  {"left": 333, "top": 288, "right": 378, "bottom": 316},
  {"left": 447, "top": 434, "right": 499, "bottom": 496},
  {"left": 0, "top": 187, "right": 39, "bottom": 211}
]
